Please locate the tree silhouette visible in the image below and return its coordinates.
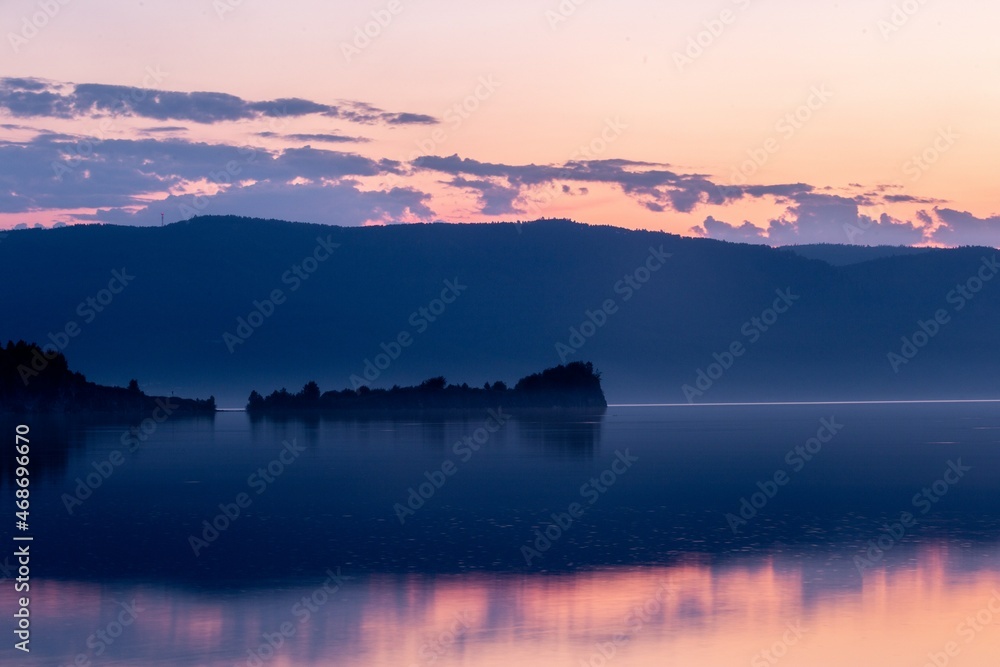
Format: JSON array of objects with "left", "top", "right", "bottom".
[
  {"left": 299, "top": 381, "right": 320, "bottom": 402},
  {"left": 1, "top": 340, "right": 216, "bottom": 414},
  {"left": 246, "top": 362, "right": 606, "bottom": 413}
]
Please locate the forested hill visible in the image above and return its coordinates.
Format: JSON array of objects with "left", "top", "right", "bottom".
[
  {"left": 1, "top": 216, "right": 997, "bottom": 405},
  {"left": 0, "top": 340, "right": 215, "bottom": 414}
]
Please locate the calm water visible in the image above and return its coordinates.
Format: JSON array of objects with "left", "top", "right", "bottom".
[{"left": 3, "top": 403, "right": 1000, "bottom": 665}]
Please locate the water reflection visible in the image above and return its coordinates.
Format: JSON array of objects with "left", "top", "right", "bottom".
[
  {"left": 516, "top": 414, "right": 603, "bottom": 458},
  {"left": 0, "top": 416, "right": 79, "bottom": 485},
  {"left": 7, "top": 543, "right": 1000, "bottom": 666},
  {"left": 15, "top": 405, "right": 1000, "bottom": 584},
  {"left": 245, "top": 411, "right": 606, "bottom": 460},
  {"left": 0, "top": 414, "right": 217, "bottom": 485}
]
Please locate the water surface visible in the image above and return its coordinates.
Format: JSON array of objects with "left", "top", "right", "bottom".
[{"left": 3, "top": 403, "right": 1000, "bottom": 665}]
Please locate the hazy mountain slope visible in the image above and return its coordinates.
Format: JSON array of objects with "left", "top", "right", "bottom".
[
  {"left": 1, "top": 216, "right": 997, "bottom": 405},
  {"left": 781, "top": 244, "right": 936, "bottom": 266}
]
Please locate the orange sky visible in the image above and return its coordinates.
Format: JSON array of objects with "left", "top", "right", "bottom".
[{"left": 1, "top": 0, "right": 997, "bottom": 245}]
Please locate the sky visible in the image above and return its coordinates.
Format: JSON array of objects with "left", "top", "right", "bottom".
[{"left": 1, "top": 0, "right": 998, "bottom": 246}]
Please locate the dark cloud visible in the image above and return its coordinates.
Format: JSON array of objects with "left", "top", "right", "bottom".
[
  {"left": 743, "top": 183, "right": 814, "bottom": 199},
  {"left": 381, "top": 112, "right": 437, "bottom": 125},
  {"left": 271, "top": 146, "right": 402, "bottom": 180},
  {"left": 0, "top": 134, "right": 404, "bottom": 214},
  {"left": 72, "top": 84, "right": 249, "bottom": 123},
  {"left": 931, "top": 208, "right": 1000, "bottom": 248},
  {"left": 883, "top": 194, "right": 945, "bottom": 204},
  {"left": 767, "top": 193, "right": 874, "bottom": 245},
  {"left": 0, "top": 136, "right": 167, "bottom": 212},
  {"left": 0, "top": 77, "right": 439, "bottom": 127},
  {"left": 84, "top": 180, "right": 433, "bottom": 228},
  {"left": 248, "top": 98, "right": 332, "bottom": 117},
  {"left": 450, "top": 177, "right": 523, "bottom": 215},
  {"left": 2, "top": 78, "right": 48, "bottom": 91},
  {"left": 694, "top": 194, "right": 928, "bottom": 246},
  {"left": 769, "top": 193, "right": 927, "bottom": 246},
  {"left": 4, "top": 78, "right": 988, "bottom": 249},
  {"left": 588, "top": 158, "right": 672, "bottom": 168},
  {"left": 256, "top": 132, "right": 370, "bottom": 144},
  {"left": 0, "top": 129, "right": 427, "bottom": 226},
  {"left": 287, "top": 133, "right": 368, "bottom": 143},
  {"left": 690, "top": 216, "right": 767, "bottom": 244},
  {"left": 0, "top": 88, "right": 71, "bottom": 118},
  {"left": 413, "top": 155, "right": 825, "bottom": 221},
  {"left": 414, "top": 154, "right": 556, "bottom": 184},
  {"left": 413, "top": 154, "right": 769, "bottom": 214},
  {"left": 140, "top": 126, "right": 188, "bottom": 133}
]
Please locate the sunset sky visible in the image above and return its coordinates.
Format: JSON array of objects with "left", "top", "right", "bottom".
[{"left": 2, "top": 0, "right": 998, "bottom": 245}]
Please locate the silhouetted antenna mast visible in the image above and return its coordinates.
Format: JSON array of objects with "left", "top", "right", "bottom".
[{"left": 161, "top": 212, "right": 164, "bottom": 227}]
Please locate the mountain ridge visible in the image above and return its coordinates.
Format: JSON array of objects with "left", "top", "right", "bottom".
[{"left": 1, "top": 215, "right": 997, "bottom": 405}]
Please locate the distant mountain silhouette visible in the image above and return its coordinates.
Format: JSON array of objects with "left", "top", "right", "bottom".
[
  {"left": 781, "top": 244, "right": 935, "bottom": 266},
  {"left": 1, "top": 215, "right": 998, "bottom": 404},
  {"left": 0, "top": 340, "right": 216, "bottom": 414},
  {"left": 247, "top": 361, "right": 607, "bottom": 413}
]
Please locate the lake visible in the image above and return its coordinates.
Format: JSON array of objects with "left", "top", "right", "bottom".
[{"left": 3, "top": 402, "right": 1000, "bottom": 665}]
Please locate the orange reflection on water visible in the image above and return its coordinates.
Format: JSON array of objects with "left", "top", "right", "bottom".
[
  {"left": 355, "top": 545, "right": 1000, "bottom": 667},
  {"left": 6, "top": 543, "right": 1000, "bottom": 666}
]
